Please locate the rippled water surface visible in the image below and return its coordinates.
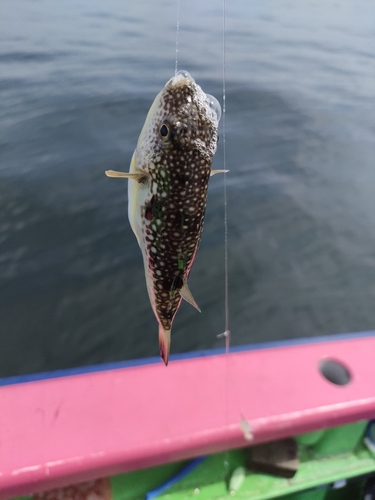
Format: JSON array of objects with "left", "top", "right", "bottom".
[{"left": 1, "top": 0, "right": 374, "bottom": 377}]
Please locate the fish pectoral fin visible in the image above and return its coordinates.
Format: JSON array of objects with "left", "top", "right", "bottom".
[
  {"left": 180, "top": 281, "right": 201, "bottom": 313},
  {"left": 210, "top": 169, "right": 229, "bottom": 176},
  {"left": 159, "top": 325, "right": 171, "bottom": 366},
  {"left": 105, "top": 170, "right": 146, "bottom": 182}
]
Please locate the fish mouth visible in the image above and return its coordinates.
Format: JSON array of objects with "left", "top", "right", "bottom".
[
  {"left": 170, "top": 70, "right": 222, "bottom": 123},
  {"left": 175, "top": 69, "right": 194, "bottom": 81},
  {"left": 169, "top": 70, "right": 196, "bottom": 91}
]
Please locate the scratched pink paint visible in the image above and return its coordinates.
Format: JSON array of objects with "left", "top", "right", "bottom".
[{"left": 1, "top": 334, "right": 375, "bottom": 499}]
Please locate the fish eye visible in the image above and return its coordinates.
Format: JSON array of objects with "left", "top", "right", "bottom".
[{"left": 159, "top": 123, "right": 170, "bottom": 139}]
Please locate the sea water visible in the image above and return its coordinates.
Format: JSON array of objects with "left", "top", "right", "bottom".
[{"left": 1, "top": 0, "right": 374, "bottom": 376}]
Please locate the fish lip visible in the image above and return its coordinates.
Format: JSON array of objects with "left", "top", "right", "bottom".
[
  {"left": 174, "top": 70, "right": 194, "bottom": 82},
  {"left": 168, "top": 70, "right": 195, "bottom": 89}
]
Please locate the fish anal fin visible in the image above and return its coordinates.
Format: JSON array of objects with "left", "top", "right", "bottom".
[
  {"left": 210, "top": 169, "right": 229, "bottom": 176},
  {"left": 159, "top": 325, "right": 171, "bottom": 366},
  {"left": 180, "top": 281, "right": 201, "bottom": 313},
  {"left": 105, "top": 170, "right": 147, "bottom": 183}
]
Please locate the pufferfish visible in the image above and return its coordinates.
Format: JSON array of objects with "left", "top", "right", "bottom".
[{"left": 106, "top": 70, "right": 225, "bottom": 365}]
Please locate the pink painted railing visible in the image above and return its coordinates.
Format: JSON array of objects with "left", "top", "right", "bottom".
[{"left": 1, "top": 333, "right": 375, "bottom": 499}]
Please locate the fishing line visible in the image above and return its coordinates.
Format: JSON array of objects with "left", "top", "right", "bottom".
[
  {"left": 216, "top": 0, "right": 234, "bottom": 476},
  {"left": 219, "top": 2, "right": 252, "bottom": 451},
  {"left": 217, "top": 0, "right": 230, "bottom": 348},
  {"left": 175, "top": 0, "right": 180, "bottom": 75},
  {"left": 222, "top": 0, "right": 230, "bottom": 347}
]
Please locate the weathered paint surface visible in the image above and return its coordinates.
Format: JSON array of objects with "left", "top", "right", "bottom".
[{"left": 1, "top": 333, "right": 375, "bottom": 499}]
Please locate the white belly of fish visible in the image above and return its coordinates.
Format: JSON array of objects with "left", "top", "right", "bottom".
[{"left": 127, "top": 152, "right": 158, "bottom": 311}]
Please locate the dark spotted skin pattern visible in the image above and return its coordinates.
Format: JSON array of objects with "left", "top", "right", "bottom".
[{"left": 138, "top": 75, "right": 219, "bottom": 333}]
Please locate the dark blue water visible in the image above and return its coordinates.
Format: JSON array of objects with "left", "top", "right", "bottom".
[{"left": 1, "top": 0, "right": 374, "bottom": 377}]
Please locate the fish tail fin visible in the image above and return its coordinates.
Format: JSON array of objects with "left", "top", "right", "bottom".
[{"left": 159, "top": 325, "right": 171, "bottom": 366}]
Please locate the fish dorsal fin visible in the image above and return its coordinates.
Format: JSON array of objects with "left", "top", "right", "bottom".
[
  {"left": 210, "top": 169, "right": 229, "bottom": 176},
  {"left": 105, "top": 170, "right": 147, "bottom": 183},
  {"left": 180, "top": 280, "right": 201, "bottom": 312}
]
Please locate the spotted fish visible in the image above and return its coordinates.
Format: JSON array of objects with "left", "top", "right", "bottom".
[{"left": 106, "top": 70, "right": 225, "bottom": 365}]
